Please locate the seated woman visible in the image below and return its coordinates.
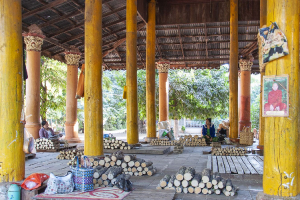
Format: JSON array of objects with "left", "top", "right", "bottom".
[
  {"left": 217, "top": 124, "right": 227, "bottom": 142},
  {"left": 202, "top": 118, "right": 215, "bottom": 143},
  {"left": 39, "top": 121, "right": 60, "bottom": 139}
]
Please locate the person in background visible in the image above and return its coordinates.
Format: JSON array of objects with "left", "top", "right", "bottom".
[
  {"left": 202, "top": 118, "right": 215, "bottom": 143},
  {"left": 218, "top": 123, "right": 227, "bottom": 141},
  {"left": 39, "top": 121, "right": 61, "bottom": 138}
]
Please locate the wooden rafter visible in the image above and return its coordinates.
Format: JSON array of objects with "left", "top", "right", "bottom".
[
  {"left": 177, "top": 25, "right": 186, "bottom": 67},
  {"left": 23, "top": 0, "right": 67, "bottom": 18},
  {"left": 137, "top": 49, "right": 146, "bottom": 68},
  {"left": 156, "top": 38, "right": 163, "bottom": 59}
]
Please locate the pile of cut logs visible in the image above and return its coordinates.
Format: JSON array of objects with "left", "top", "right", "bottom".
[
  {"left": 157, "top": 167, "right": 238, "bottom": 196},
  {"left": 211, "top": 147, "right": 247, "bottom": 156},
  {"left": 93, "top": 166, "right": 133, "bottom": 191},
  {"left": 150, "top": 135, "right": 207, "bottom": 147},
  {"left": 35, "top": 138, "right": 60, "bottom": 150},
  {"left": 104, "top": 138, "right": 133, "bottom": 150},
  {"left": 57, "top": 149, "right": 84, "bottom": 160},
  {"left": 173, "top": 143, "right": 184, "bottom": 154},
  {"left": 210, "top": 142, "right": 221, "bottom": 148}
]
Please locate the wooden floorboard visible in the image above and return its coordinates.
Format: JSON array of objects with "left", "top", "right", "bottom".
[
  {"left": 212, "top": 156, "right": 218, "bottom": 173},
  {"left": 231, "top": 156, "right": 244, "bottom": 174},
  {"left": 124, "top": 188, "right": 175, "bottom": 200},
  {"left": 226, "top": 156, "right": 237, "bottom": 174},
  {"left": 207, "top": 155, "right": 212, "bottom": 170},
  {"left": 247, "top": 156, "right": 264, "bottom": 175},
  {"left": 258, "top": 156, "right": 264, "bottom": 161},
  {"left": 253, "top": 156, "right": 264, "bottom": 167},
  {"left": 217, "top": 156, "right": 225, "bottom": 173},
  {"left": 236, "top": 156, "right": 251, "bottom": 174},
  {"left": 221, "top": 156, "right": 231, "bottom": 174},
  {"left": 241, "top": 156, "right": 258, "bottom": 175}
]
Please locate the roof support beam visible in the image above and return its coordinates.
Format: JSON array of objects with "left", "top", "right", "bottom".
[
  {"left": 23, "top": 0, "right": 67, "bottom": 18},
  {"left": 177, "top": 25, "right": 186, "bottom": 67}
]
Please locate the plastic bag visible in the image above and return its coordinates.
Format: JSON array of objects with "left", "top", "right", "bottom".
[
  {"left": 45, "top": 172, "right": 74, "bottom": 194},
  {"left": 21, "top": 173, "right": 49, "bottom": 190},
  {"left": 23, "top": 128, "right": 36, "bottom": 154}
]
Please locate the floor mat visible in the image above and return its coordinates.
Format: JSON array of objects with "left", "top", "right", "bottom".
[{"left": 34, "top": 187, "right": 131, "bottom": 200}]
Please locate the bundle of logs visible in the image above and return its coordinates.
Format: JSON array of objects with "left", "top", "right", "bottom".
[
  {"left": 173, "top": 143, "right": 184, "bottom": 154},
  {"left": 104, "top": 138, "right": 133, "bottom": 150},
  {"left": 57, "top": 149, "right": 84, "bottom": 161},
  {"left": 35, "top": 138, "right": 60, "bottom": 150},
  {"left": 93, "top": 166, "right": 133, "bottom": 191},
  {"left": 150, "top": 135, "right": 207, "bottom": 147},
  {"left": 211, "top": 147, "right": 248, "bottom": 156},
  {"left": 210, "top": 142, "right": 221, "bottom": 148},
  {"left": 157, "top": 167, "right": 238, "bottom": 196}
]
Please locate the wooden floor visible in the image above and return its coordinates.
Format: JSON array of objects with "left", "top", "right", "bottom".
[{"left": 207, "top": 155, "right": 264, "bottom": 175}]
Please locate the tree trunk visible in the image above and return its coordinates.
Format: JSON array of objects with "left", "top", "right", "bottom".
[
  {"left": 184, "top": 167, "right": 195, "bottom": 181},
  {"left": 191, "top": 174, "right": 202, "bottom": 187},
  {"left": 160, "top": 175, "right": 171, "bottom": 187},
  {"left": 176, "top": 166, "right": 186, "bottom": 181}
]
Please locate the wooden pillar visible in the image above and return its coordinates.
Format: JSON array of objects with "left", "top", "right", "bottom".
[
  {"left": 238, "top": 59, "right": 253, "bottom": 131},
  {"left": 84, "top": 0, "right": 103, "bottom": 156},
  {"left": 23, "top": 25, "right": 44, "bottom": 139},
  {"left": 258, "top": 0, "right": 300, "bottom": 198},
  {"left": 0, "top": 0, "right": 25, "bottom": 182},
  {"left": 258, "top": 0, "right": 267, "bottom": 150},
  {"left": 238, "top": 71, "right": 241, "bottom": 131},
  {"left": 145, "top": 0, "right": 156, "bottom": 141},
  {"left": 229, "top": 0, "right": 239, "bottom": 141},
  {"left": 157, "top": 60, "right": 170, "bottom": 122},
  {"left": 126, "top": 0, "right": 138, "bottom": 145},
  {"left": 64, "top": 48, "right": 81, "bottom": 143}
]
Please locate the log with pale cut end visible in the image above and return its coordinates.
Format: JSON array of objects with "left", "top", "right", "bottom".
[
  {"left": 201, "top": 168, "right": 211, "bottom": 183},
  {"left": 188, "top": 186, "right": 194, "bottom": 193},
  {"left": 134, "top": 172, "right": 139, "bottom": 176},
  {"left": 222, "top": 188, "right": 230, "bottom": 196},
  {"left": 102, "top": 168, "right": 111, "bottom": 180},
  {"left": 184, "top": 167, "right": 195, "bottom": 181},
  {"left": 182, "top": 180, "right": 189, "bottom": 188},
  {"left": 206, "top": 181, "right": 213, "bottom": 189},
  {"left": 93, "top": 179, "right": 97, "bottom": 184},
  {"left": 176, "top": 166, "right": 186, "bottom": 181},
  {"left": 202, "top": 187, "right": 208, "bottom": 194},
  {"left": 99, "top": 160, "right": 105, "bottom": 166},
  {"left": 121, "top": 162, "right": 127, "bottom": 168},
  {"left": 110, "top": 161, "right": 116, "bottom": 166},
  {"left": 134, "top": 158, "right": 145, "bottom": 167},
  {"left": 142, "top": 171, "right": 146, "bottom": 175},
  {"left": 214, "top": 188, "right": 221, "bottom": 195},
  {"left": 93, "top": 172, "right": 100, "bottom": 179},
  {"left": 167, "top": 175, "right": 176, "bottom": 188},
  {"left": 123, "top": 168, "right": 128, "bottom": 172},
  {"left": 141, "top": 161, "right": 153, "bottom": 168},
  {"left": 156, "top": 184, "right": 162, "bottom": 190},
  {"left": 191, "top": 174, "right": 202, "bottom": 187},
  {"left": 214, "top": 185, "right": 219, "bottom": 189},
  {"left": 208, "top": 189, "right": 212, "bottom": 194},
  {"left": 104, "top": 156, "right": 111, "bottom": 163},
  {"left": 105, "top": 163, "right": 110, "bottom": 168},
  {"left": 198, "top": 181, "right": 205, "bottom": 188},
  {"left": 94, "top": 184, "right": 99, "bottom": 188},
  {"left": 194, "top": 187, "right": 201, "bottom": 194},
  {"left": 124, "top": 155, "right": 136, "bottom": 162},
  {"left": 225, "top": 179, "right": 233, "bottom": 191},
  {"left": 147, "top": 168, "right": 157, "bottom": 176},
  {"left": 116, "top": 160, "right": 122, "bottom": 166},
  {"left": 217, "top": 178, "right": 226, "bottom": 189},
  {"left": 103, "top": 180, "right": 111, "bottom": 186},
  {"left": 183, "top": 187, "right": 188, "bottom": 194},
  {"left": 128, "top": 161, "right": 135, "bottom": 167},
  {"left": 128, "top": 167, "right": 132, "bottom": 172},
  {"left": 108, "top": 166, "right": 123, "bottom": 180},
  {"left": 132, "top": 167, "right": 137, "bottom": 172},
  {"left": 144, "top": 165, "right": 153, "bottom": 172},
  {"left": 230, "top": 186, "right": 237, "bottom": 196},
  {"left": 138, "top": 172, "right": 143, "bottom": 176},
  {"left": 90, "top": 158, "right": 95, "bottom": 163},
  {"left": 212, "top": 176, "right": 221, "bottom": 185},
  {"left": 111, "top": 151, "right": 124, "bottom": 161},
  {"left": 160, "top": 174, "right": 171, "bottom": 187},
  {"left": 98, "top": 178, "right": 103, "bottom": 185},
  {"left": 176, "top": 186, "right": 183, "bottom": 193},
  {"left": 174, "top": 179, "right": 181, "bottom": 187},
  {"left": 137, "top": 166, "right": 143, "bottom": 172}
]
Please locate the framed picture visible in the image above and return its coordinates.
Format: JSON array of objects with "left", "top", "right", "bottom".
[{"left": 262, "top": 75, "right": 289, "bottom": 117}]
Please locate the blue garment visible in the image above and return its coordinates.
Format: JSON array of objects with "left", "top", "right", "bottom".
[{"left": 202, "top": 124, "right": 215, "bottom": 138}]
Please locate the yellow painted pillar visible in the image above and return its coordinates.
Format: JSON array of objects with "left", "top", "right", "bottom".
[
  {"left": 0, "top": 0, "right": 24, "bottom": 182},
  {"left": 157, "top": 60, "right": 170, "bottom": 122},
  {"left": 229, "top": 0, "right": 239, "bottom": 142},
  {"left": 84, "top": 0, "right": 103, "bottom": 156},
  {"left": 258, "top": 0, "right": 267, "bottom": 150},
  {"left": 259, "top": 0, "right": 300, "bottom": 198},
  {"left": 145, "top": 0, "right": 156, "bottom": 141},
  {"left": 126, "top": 0, "right": 138, "bottom": 144},
  {"left": 64, "top": 48, "right": 81, "bottom": 143},
  {"left": 23, "top": 25, "right": 44, "bottom": 139}
]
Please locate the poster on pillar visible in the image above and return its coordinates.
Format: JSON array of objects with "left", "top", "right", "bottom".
[{"left": 262, "top": 75, "right": 289, "bottom": 117}]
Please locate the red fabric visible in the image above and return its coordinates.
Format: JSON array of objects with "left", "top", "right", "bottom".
[
  {"left": 264, "top": 90, "right": 287, "bottom": 111},
  {"left": 21, "top": 173, "right": 49, "bottom": 190}
]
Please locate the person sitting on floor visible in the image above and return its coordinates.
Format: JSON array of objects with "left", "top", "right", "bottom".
[
  {"left": 39, "top": 121, "right": 62, "bottom": 139},
  {"left": 202, "top": 118, "right": 215, "bottom": 143},
  {"left": 217, "top": 123, "right": 227, "bottom": 142}
]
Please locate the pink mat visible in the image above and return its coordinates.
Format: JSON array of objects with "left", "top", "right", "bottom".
[{"left": 34, "top": 187, "right": 131, "bottom": 200}]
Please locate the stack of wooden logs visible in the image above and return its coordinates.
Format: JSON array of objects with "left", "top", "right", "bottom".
[
  {"left": 57, "top": 149, "right": 84, "bottom": 161},
  {"left": 150, "top": 135, "right": 207, "bottom": 147},
  {"left": 157, "top": 167, "right": 238, "bottom": 196},
  {"left": 173, "top": 143, "right": 184, "bottom": 154},
  {"left": 104, "top": 138, "right": 133, "bottom": 150},
  {"left": 93, "top": 166, "right": 133, "bottom": 191},
  {"left": 210, "top": 142, "right": 221, "bottom": 148},
  {"left": 35, "top": 138, "right": 60, "bottom": 150},
  {"left": 211, "top": 147, "right": 247, "bottom": 156}
]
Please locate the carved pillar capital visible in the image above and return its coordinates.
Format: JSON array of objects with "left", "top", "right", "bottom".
[
  {"left": 23, "top": 24, "right": 45, "bottom": 52},
  {"left": 64, "top": 46, "right": 81, "bottom": 66},
  {"left": 239, "top": 59, "right": 253, "bottom": 71},
  {"left": 156, "top": 59, "right": 170, "bottom": 73}
]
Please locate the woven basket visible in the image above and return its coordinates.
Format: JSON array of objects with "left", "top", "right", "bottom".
[
  {"left": 239, "top": 127, "right": 254, "bottom": 146},
  {"left": 71, "top": 156, "right": 94, "bottom": 192}
]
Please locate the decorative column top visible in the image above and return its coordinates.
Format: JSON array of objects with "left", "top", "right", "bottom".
[
  {"left": 239, "top": 55, "right": 254, "bottom": 71},
  {"left": 258, "top": 32, "right": 266, "bottom": 73},
  {"left": 156, "top": 59, "right": 170, "bottom": 73},
  {"left": 23, "top": 24, "right": 45, "bottom": 52},
  {"left": 64, "top": 46, "right": 81, "bottom": 66}
]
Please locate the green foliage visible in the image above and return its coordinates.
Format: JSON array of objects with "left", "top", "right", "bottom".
[
  {"left": 250, "top": 74, "right": 261, "bottom": 129},
  {"left": 40, "top": 56, "right": 67, "bottom": 122},
  {"left": 181, "top": 126, "right": 185, "bottom": 131}
]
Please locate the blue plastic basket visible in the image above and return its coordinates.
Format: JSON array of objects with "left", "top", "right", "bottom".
[{"left": 70, "top": 156, "right": 94, "bottom": 192}]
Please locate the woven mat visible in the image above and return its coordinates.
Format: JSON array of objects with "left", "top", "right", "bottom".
[{"left": 34, "top": 187, "right": 131, "bottom": 200}]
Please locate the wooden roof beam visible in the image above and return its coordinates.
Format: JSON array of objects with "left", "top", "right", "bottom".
[
  {"left": 177, "top": 25, "right": 186, "bottom": 67},
  {"left": 23, "top": 0, "right": 67, "bottom": 18},
  {"left": 103, "top": 58, "right": 229, "bottom": 63}
]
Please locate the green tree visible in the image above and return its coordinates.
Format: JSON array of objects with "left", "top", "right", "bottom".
[{"left": 250, "top": 74, "right": 261, "bottom": 129}]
